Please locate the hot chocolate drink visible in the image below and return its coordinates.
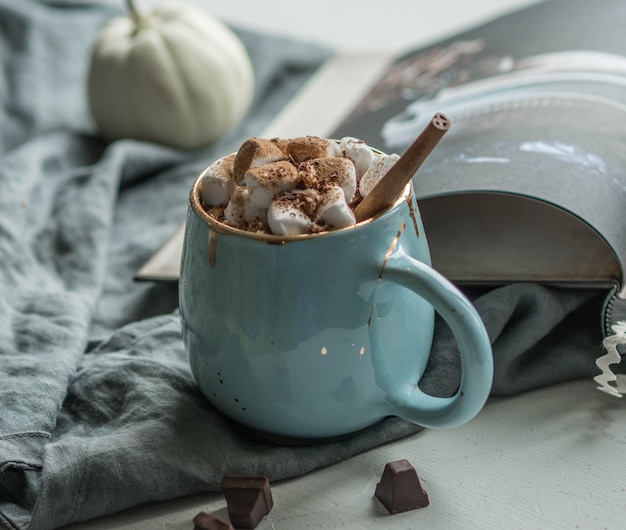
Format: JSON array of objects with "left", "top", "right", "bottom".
[{"left": 198, "top": 136, "right": 399, "bottom": 235}]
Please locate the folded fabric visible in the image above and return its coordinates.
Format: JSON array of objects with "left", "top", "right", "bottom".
[{"left": 0, "top": 1, "right": 605, "bottom": 529}]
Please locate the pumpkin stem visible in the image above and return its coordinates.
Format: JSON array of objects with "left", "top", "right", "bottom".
[{"left": 126, "top": 0, "right": 149, "bottom": 34}]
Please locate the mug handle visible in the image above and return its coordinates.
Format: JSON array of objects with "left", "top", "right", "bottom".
[{"left": 370, "top": 249, "right": 494, "bottom": 429}]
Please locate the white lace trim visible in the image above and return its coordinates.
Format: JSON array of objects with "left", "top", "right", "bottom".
[{"left": 595, "top": 321, "right": 626, "bottom": 398}]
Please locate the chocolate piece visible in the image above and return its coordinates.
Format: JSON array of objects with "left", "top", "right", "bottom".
[
  {"left": 374, "top": 459, "right": 429, "bottom": 514},
  {"left": 193, "top": 511, "right": 234, "bottom": 530},
  {"left": 221, "top": 476, "right": 273, "bottom": 529}
]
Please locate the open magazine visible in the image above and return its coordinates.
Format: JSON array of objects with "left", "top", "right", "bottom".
[
  {"left": 136, "top": 0, "right": 626, "bottom": 394},
  {"left": 332, "top": 0, "right": 626, "bottom": 330}
]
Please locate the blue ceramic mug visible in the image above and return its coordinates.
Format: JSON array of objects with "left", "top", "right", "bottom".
[{"left": 179, "top": 173, "right": 493, "bottom": 440}]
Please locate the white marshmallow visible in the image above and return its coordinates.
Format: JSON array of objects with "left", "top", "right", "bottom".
[
  {"left": 199, "top": 153, "right": 236, "bottom": 206},
  {"left": 288, "top": 136, "right": 340, "bottom": 163},
  {"left": 331, "top": 158, "right": 357, "bottom": 202},
  {"left": 299, "top": 157, "right": 357, "bottom": 203},
  {"left": 223, "top": 186, "right": 247, "bottom": 227},
  {"left": 243, "top": 195, "right": 268, "bottom": 225},
  {"left": 267, "top": 191, "right": 317, "bottom": 236},
  {"left": 327, "top": 140, "right": 343, "bottom": 158},
  {"left": 224, "top": 186, "right": 248, "bottom": 227},
  {"left": 244, "top": 160, "right": 300, "bottom": 209},
  {"left": 339, "top": 137, "right": 376, "bottom": 180},
  {"left": 232, "top": 138, "right": 286, "bottom": 184},
  {"left": 316, "top": 184, "right": 356, "bottom": 229},
  {"left": 359, "top": 153, "right": 400, "bottom": 197},
  {"left": 224, "top": 186, "right": 268, "bottom": 228}
]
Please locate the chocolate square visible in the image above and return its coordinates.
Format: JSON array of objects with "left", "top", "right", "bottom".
[
  {"left": 221, "top": 476, "right": 273, "bottom": 528},
  {"left": 374, "top": 459, "right": 429, "bottom": 514},
  {"left": 193, "top": 511, "right": 234, "bottom": 530}
]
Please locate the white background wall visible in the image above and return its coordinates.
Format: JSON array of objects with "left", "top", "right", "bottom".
[{"left": 123, "top": 0, "right": 541, "bottom": 52}]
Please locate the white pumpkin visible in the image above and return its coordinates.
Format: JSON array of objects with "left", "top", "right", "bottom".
[{"left": 87, "top": 0, "right": 255, "bottom": 149}]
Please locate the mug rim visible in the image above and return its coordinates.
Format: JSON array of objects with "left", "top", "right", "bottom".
[{"left": 189, "top": 160, "right": 413, "bottom": 244}]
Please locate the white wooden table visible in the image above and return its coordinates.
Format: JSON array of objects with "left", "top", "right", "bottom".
[
  {"left": 65, "top": 380, "right": 625, "bottom": 529},
  {"left": 69, "top": 1, "right": 626, "bottom": 529}
]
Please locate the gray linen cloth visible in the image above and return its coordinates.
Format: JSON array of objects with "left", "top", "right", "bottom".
[{"left": 0, "top": 1, "right": 605, "bottom": 529}]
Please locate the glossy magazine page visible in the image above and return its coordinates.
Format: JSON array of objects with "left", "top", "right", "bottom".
[{"left": 332, "top": 0, "right": 626, "bottom": 290}]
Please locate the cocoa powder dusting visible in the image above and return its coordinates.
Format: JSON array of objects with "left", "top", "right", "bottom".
[
  {"left": 274, "top": 189, "right": 319, "bottom": 217},
  {"left": 200, "top": 198, "right": 270, "bottom": 233},
  {"left": 199, "top": 135, "right": 378, "bottom": 235}
]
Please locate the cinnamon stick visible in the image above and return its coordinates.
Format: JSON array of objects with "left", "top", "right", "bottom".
[{"left": 354, "top": 113, "right": 450, "bottom": 222}]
